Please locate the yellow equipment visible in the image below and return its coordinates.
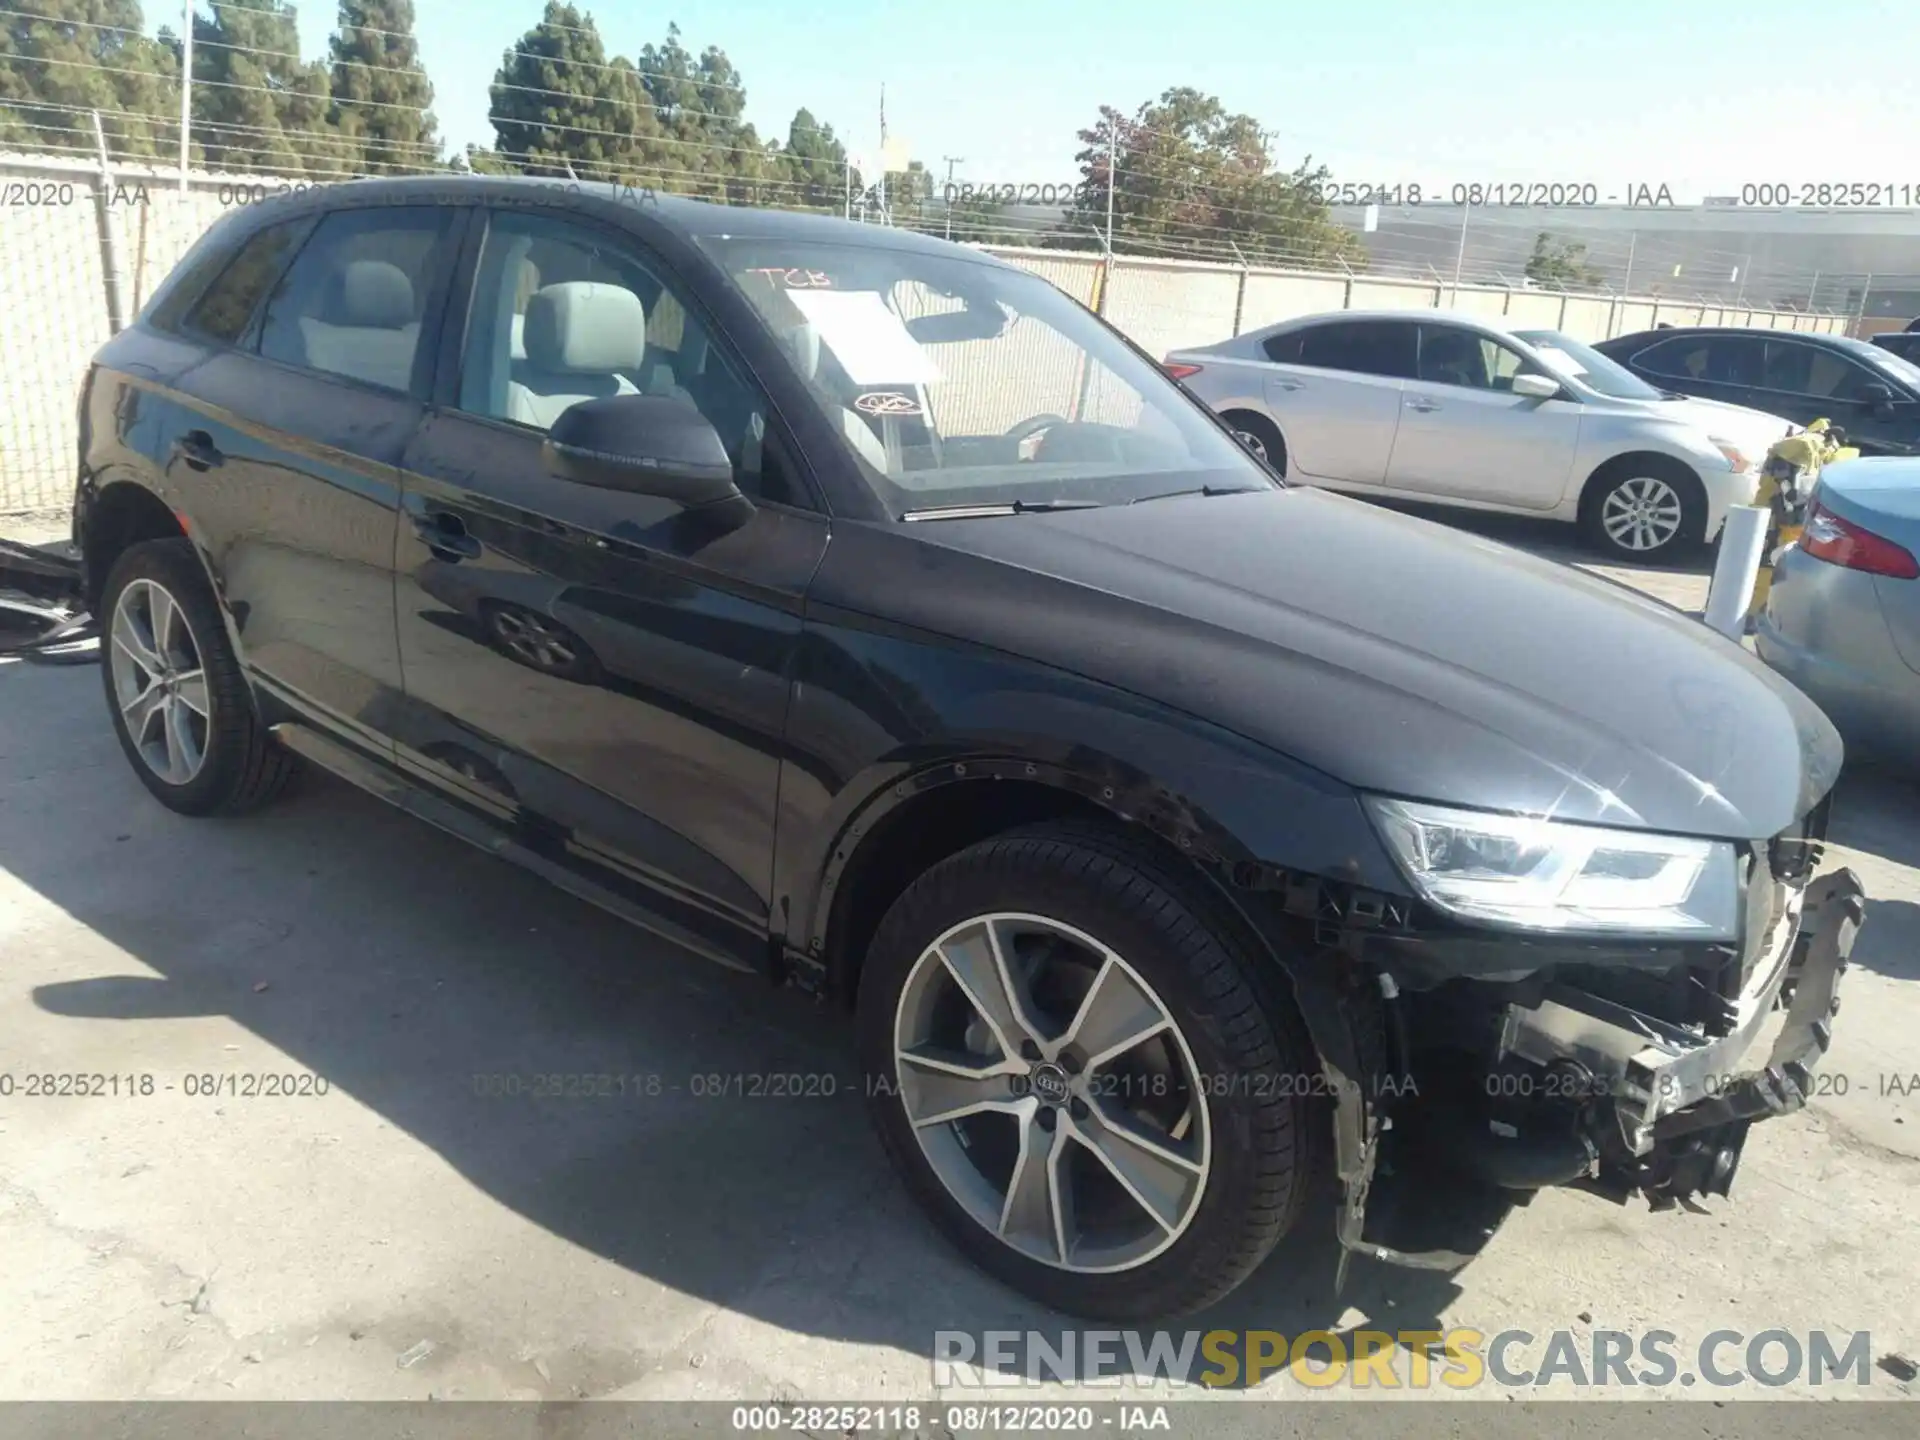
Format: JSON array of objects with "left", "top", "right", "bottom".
[{"left": 1748, "top": 420, "right": 1860, "bottom": 620}]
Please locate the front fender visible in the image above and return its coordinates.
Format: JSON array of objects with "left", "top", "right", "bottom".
[{"left": 772, "top": 609, "right": 1410, "bottom": 958}]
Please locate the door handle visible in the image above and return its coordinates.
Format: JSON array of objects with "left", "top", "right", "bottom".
[
  {"left": 1271, "top": 379, "right": 1306, "bottom": 392},
  {"left": 175, "top": 429, "right": 224, "bottom": 471},
  {"left": 410, "top": 511, "right": 482, "bottom": 562},
  {"left": 1406, "top": 398, "right": 1441, "bottom": 413}
]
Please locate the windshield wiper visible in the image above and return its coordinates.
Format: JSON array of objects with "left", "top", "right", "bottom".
[
  {"left": 902, "top": 499, "right": 1105, "bottom": 521},
  {"left": 1126, "top": 484, "right": 1266, "bottom": 505}
]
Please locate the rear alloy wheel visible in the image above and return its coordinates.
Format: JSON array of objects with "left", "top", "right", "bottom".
[
  {"left": 1222, "top": 410, "right": 1286, "bottom": 476},
  {"left": 100, "top": 538, "right": 297, "bottom": 816},
  {"left": 1582, "top": 467, "right": 1703, "bottom": 561},
  {"left": 858, "top": 823, "right": 1313, "bottom": 1319},
  {"left": 109, "top": 576, "right": 211, "bottom": 787}
]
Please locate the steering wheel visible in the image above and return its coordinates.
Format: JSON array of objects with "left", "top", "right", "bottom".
[{"left": 1005, "top": 413, "right": 1068, "bottom": 445}]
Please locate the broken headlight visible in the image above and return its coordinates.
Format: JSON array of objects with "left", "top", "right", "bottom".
[{"left": 1364, "top": 797, "right": 1739, "bottom": 939}]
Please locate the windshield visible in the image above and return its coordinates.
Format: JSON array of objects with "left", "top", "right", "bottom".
[
  {"left": 1511, "top": 329, "right": 1665, "bottom": 401},
  {"left": 698, "top": 236, "right": 1270, "bottom": 515}
]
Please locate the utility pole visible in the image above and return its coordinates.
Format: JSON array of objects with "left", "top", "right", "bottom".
[
  {"left": 1622, "top": 231, "right": 1637, "bottom": 297},
  {"left": 942, "top": 155, "right": 965, "bottom": 240},
  {"left": 1807, "top": 269, "right": 1820, "bottom": 312},
  {"left": 1734, "top": 253, "right": 1750, "bottom": 306},
  {"left": 1855, "top": 273, "right": 1874, "bottom": 336},
  {"left": 876, "top": 84, "right": 888, "bottom": 224},
  {"left": 178, "top": 0, "right": 192, "bottom": 192},
  {"left": 1104, "top": 118, "right": 1117, "bottom": 254},
  {"left": 1451, "top": 200, "right": 1470, "bottom": 297}
]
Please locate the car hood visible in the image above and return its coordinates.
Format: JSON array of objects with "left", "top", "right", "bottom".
[
  {"left": 1657, "top": 394, "right": 1797, "bottom": 455},
  {"left": 898, "top": 488, "right": 1839, "bottom": 840}
]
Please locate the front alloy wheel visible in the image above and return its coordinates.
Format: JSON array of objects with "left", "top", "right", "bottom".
[
  {"left": 1600, "top": 474, "right": 1685, "bottom": 554},
  {"left": 893, "top": 912, "right": 1211, "bottom": 1274},
  {"left": 859, "top": 822, "right": 1314, "bottom": 1319}
]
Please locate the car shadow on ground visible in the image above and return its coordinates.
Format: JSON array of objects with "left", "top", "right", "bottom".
[{"left": 3, "top": 663, "right": 1475, "bottom": 1383}]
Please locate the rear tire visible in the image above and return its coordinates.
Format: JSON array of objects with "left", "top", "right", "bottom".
[
  {"left": 100, "top": 538, "right": 297, "bottom": 817},
  {"left": 857, "top": 820, "right": 1314, "bottom": 1319},
  {"left": 1222, "top": 410, "right": 1287, "bottom": 477}
]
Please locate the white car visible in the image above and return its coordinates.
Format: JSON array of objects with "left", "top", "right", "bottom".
[{"left": 1167, "top": 311, "right": 1795, "bottom": 561}]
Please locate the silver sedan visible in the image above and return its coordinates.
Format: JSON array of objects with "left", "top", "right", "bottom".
[
  {"left": 1756, "top": 457, "right": 1920, "bottom": 770},
  {"left": 1168, "top": 311, "right": 1792, "bottom": 561}
]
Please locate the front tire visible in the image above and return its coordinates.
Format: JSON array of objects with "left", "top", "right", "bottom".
[
  {"left": 1579, "top": 461, "right": 1705, "bottom": 561},
  {"left": 101, "top": 537, "right": 297, "bottom": 816},
  {"left": 857, "top": 822, "right": 1314, "bottom": 1319}
]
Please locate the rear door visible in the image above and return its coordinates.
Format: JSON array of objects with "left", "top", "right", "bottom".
[
  {"left": 160, "top": 202, "right": 467, "bottom": 752},
  {"left": 1385, "top": 323, "right": 1582, "bottom": 509},
  {"left": 1261, "top": 320, "right": 1414, "bottom": 484},
  {"left": 389, "top": 204, "right": 829, "bottom": 972}
]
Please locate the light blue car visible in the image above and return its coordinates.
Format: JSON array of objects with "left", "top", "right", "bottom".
[{"left": 1757, "top": 457, "right": 1920, "bottom": 771}]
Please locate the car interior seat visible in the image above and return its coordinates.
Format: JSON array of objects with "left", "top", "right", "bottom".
[
  {"left": 295, "top": 260, "right": 420, "bottom": 391},
  {"left": 1421, "top": 329, "right": 1488, "bottom": 388},
  {"left": 507, "top": 281, "right": 649, "bottom": 430}
]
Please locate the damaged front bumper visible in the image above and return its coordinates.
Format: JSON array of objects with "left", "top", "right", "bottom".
[{"left": 1314, "top": 864, "right": 1866, "bottom": 1278}]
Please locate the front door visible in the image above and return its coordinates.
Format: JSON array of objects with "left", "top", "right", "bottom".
[
  {"left": 1756, "top": 339, "right": 1920, "bottom": 456},
  {"left": 1387, "top": 323, "right": 1583, "bottom": 509},
  {"left": 390, "top": 205, "right": 828, "bottom": 970}
]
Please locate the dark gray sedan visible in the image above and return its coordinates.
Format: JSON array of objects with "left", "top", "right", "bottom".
[{"left": 1757, "top": 457, "right": 1920, "bottom": 769}]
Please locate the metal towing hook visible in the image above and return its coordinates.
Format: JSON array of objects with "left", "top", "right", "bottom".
[{"left": 0, "top": 536, "right": 98, "bottom": 663}]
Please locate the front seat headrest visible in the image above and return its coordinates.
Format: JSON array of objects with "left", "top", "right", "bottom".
[
  {"left": 523, "top": 282, "right": 647, "bottom": 375},
  {"left": 325, "top": 260, "right": 415, "bottom": 329}
]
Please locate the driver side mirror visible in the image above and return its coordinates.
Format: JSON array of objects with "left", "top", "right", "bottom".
[
  {"left": 1858, "top": 381, "right": 1896, "bottom": 419},
  {"left": 543, "top": 394, "right": 748, "bottom": 512},
  {"left": 1511, "top": 372, "right": 1563, "bottom": 400}
]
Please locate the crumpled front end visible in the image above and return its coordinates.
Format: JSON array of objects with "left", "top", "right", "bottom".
[{"left": 1241, "top": 798, "right": 1866, "bottom": 1276}]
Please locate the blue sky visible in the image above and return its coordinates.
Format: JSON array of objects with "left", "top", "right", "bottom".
[{"left": 269, "top": 0, "right": 1916, "bottom": 201}]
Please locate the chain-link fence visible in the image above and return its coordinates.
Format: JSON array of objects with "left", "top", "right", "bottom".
[{"left": 0, "top": 151, "right": 1851, "bottom": 520}]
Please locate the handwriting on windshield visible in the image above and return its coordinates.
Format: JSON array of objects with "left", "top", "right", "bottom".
[{"left": 746, "top": 267, "right": 834, "bottom": 289}]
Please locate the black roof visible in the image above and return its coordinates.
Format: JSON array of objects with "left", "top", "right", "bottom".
[
  {"left": 1603, "top": 326, "right": 1868, "bottom": 352},
  {"left": 253, "top": 174, "right": 1011, "bottom": 266}
]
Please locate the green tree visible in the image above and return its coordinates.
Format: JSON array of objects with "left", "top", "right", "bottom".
[
  {"left": 943, "top": 194, "right": 1035, "bottom": 246},
  {"left": 489, "top": 2, "right": 664, "bottom": 183},
  {"left": 1524, "top": 232, "right": 1604, "bottom": 291},
  {"left": 328, "top": 0, "right": 438, "bottom": 175},
  {"left": 0, "top": 0, "right": 181, "bottom": 160},
  {"left": 780, "top": 106, "right": 855, "bottom": 212},
  {"left": 1057, "top": 89, "right": 1363, "bottom": 267},
  {"left": 636, "top": 22, "right": 752, "bottom": 195},
  {"left": 192, "top": 0, "right": 344, "bottom": 177}
]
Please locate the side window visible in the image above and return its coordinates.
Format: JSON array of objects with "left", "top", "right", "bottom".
[
  {"left": 456, "top": 209, "right": 806, "bottom": 506},
  {"left": 1763, "top": 341, "right": 1875, "bottom": 400},
  {"left": 1635, "top": 337, "right": 1706, "bottom": 380},
  {"left": 178, "top": 220, "right": 306, "bottom": 345},
  {"left": 1416, "top": 326, "right": 1529, "bottom": 390},
  {"left": 1298, "top": 321, "right": 1416, "bottom": 379},
  {"left": 1702, "top": 336, "right": 1765, "bottom": 386},
  {"left": 256, "top": 206, "right": 454, "bottom": 393},
  {"left": 1261, "top": 330, "right": 1305, "bottom": 363}
]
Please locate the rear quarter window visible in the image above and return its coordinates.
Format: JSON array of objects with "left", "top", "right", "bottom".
[{"left": 178, "top": 219, "right": 310, "bottom": 346}]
